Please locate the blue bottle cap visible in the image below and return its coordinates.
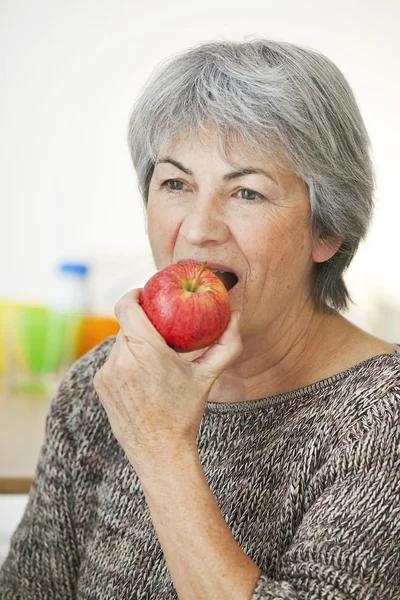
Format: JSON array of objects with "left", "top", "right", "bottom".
[{"left": 58, "top": 262, "right": 89, "bottom": 277}]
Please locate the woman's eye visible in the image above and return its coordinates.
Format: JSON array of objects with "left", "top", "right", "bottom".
[
  {"left": 162, "top": 179, "right": 189, "bottom": 191},
  {"left": 236, "top": 188, "right": 265, "bottom": 201},
  {"left": 160, "top": 181, "right": 265, "bottom": 201}
]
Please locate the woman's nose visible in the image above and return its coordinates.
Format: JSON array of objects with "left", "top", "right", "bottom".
[{"left": 179, "top": 198, "right": 230, "bottom": 247}]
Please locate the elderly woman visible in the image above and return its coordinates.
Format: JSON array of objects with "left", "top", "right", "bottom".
[{"left": 1, "top": 39, "right": 399, "bottom": 600}]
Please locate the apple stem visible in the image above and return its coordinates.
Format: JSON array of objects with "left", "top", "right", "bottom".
[{"left": 189, "top": 261, "right": 207, "bottom": 292}]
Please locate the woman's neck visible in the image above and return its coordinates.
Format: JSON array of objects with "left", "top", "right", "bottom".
[{"left": 206, "top": 312, "right": 397, "bottom": 404}]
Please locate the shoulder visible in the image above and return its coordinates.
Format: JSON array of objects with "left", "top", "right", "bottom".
[
  {"left": 302, "top": 350, "right": 400, "bottom": 459},
  {"left": 331, "top": 348, "right": 400, "bottom": 404},
  {"left": 350, "top": 348, "right": 400, "bottom": 399},
  {"left": 68, "top": 335, "right": 116, "bottom": 383},
  {"left": 48, "top": 336, "right": 116, "bottom": 435},
  {"left": 330, "top": 351, "right": 400, "bottom": 469}
]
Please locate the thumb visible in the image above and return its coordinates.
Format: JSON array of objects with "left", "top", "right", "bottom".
[{"left": 192, "top": 311, "right": 242, "bottom": 379}]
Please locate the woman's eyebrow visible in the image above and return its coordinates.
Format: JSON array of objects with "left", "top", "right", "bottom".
[
  {"left": 223, "top": 167, "right": 278, "bottom": 185},
  {"left": 157, "top": 157, "right": 194, "bottom": 176},
  {"left": 156, "top": 157, "right": 278, "bottom": 185}
]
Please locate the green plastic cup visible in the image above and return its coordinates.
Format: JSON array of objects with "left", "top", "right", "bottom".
[{"left": 13, "top": 305, "right": 82, "bottom": 395}]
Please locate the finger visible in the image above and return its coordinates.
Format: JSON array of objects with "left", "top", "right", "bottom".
[
  {"left": 114, "top": 288, "right": 167, "bottom": 347},
  {"left": 99, "top": 330, "right": 132, "bottom": 378},
  {"left": 113, "top": 329, "right": 144, "bottom": 364},
  {"left": 192, "top": 311, "right": 242, "bottom": 379}
]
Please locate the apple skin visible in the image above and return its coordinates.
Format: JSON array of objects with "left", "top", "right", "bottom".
[{"left": 139, "top": 262, "right": 231, "bottom": 352}]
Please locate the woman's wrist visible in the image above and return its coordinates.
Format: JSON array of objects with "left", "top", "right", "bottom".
[{"left": 128, "top": 440, "right": 202, "bottom": 492}]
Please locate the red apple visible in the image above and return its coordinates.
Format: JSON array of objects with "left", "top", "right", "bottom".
[{"left": 139, "top": 262, "right": 231, "bottom": 352}]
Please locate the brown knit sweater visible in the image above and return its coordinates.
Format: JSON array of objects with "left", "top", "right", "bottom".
[{"left": 1, "top": 338, "right": 400, "bottom": 599}]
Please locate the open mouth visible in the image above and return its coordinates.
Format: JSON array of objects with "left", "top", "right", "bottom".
[{"left": 209, "top": 269, "right": 239, "bottom": 292}]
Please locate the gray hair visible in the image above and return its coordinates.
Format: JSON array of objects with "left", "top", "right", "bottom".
[{"left": 127, "top": 38, "right": 375, "bottom": 313}]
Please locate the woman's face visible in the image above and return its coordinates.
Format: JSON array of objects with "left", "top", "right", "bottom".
[{"left": 146, "top": 129, "right": 320, "bottom": 341}]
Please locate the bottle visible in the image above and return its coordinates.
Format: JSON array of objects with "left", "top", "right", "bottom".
[
  {"left": 11, "top": 262, "right": 90, "bottom": 396},
  {"left": 49, "top": 261, "right": 90, "bottom": 371},
  {"left": 52, "top": 262, "right": 89, "bottom": 314}
]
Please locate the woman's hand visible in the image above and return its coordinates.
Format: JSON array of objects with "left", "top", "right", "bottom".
[{"left": 93, "top": 288, "right": 242, "bottom": 476}]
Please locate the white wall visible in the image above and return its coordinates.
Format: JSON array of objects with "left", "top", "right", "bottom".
[{"left": 1, "top": 0, "right": 399, "bottom": 330}]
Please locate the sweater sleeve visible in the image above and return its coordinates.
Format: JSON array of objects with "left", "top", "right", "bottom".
[
  {"left": 250, "top": 391, "right": 400, "bottom": 600},
  {"left": 0, "top": 351, "right": 96, "bottom": 600}
]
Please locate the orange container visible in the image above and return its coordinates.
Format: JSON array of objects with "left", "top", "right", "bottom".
[{"left": 76, "top": 315, "right": 120, "bottom": 357}]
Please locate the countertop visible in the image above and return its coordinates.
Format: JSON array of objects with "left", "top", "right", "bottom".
[{"left": 0, "top": 387, "right": 51, "bottom": 493}]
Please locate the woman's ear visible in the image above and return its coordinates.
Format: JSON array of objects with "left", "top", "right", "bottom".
[{"left": 312, "top": 237, "right": 342, "bottom": 263}]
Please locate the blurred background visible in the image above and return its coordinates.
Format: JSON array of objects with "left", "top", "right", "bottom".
[{"left": 0, "top": 0, "right": 399, "bottom": 561}]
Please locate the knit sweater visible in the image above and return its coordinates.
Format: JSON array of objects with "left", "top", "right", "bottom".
[{"left": 1, "top": 338, "right": 400, "bottom": 600}]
